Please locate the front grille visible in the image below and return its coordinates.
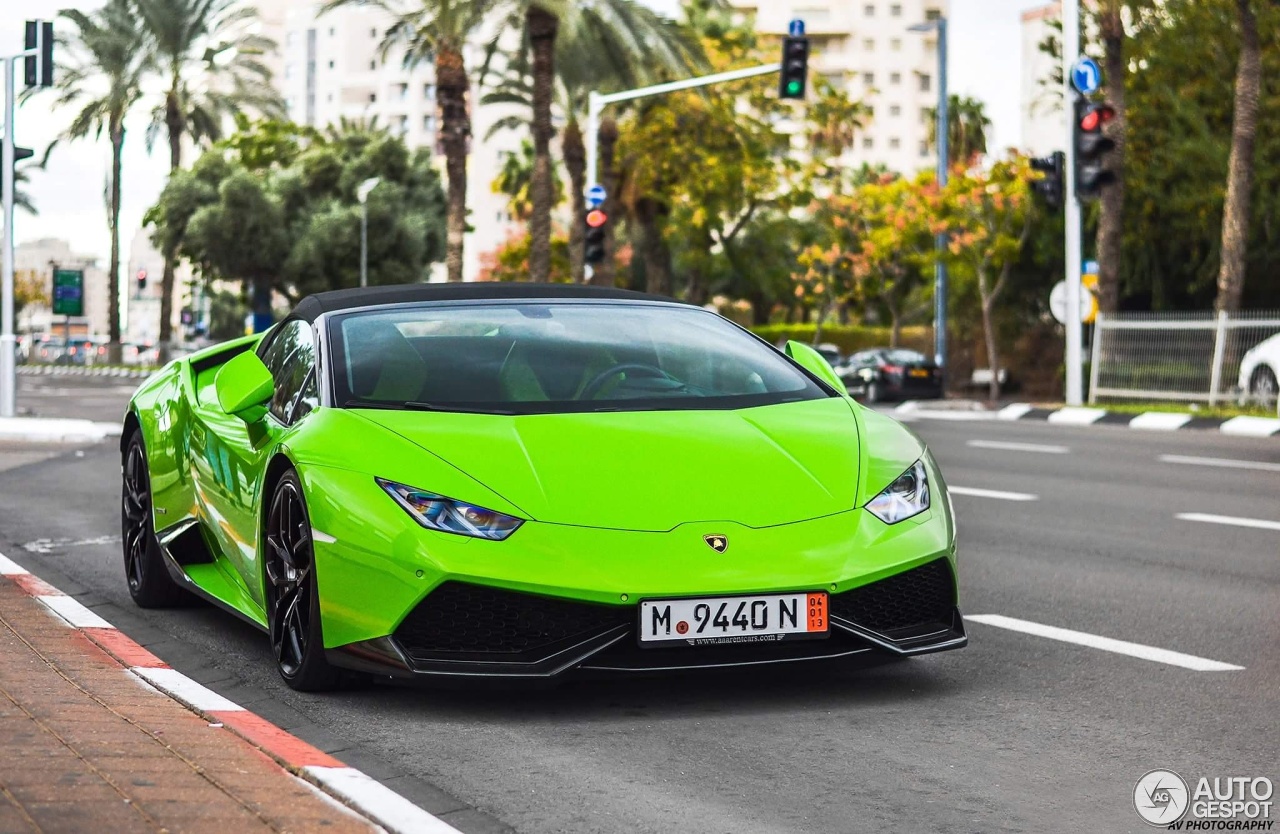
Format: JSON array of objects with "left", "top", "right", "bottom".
[
  {"left": 393, "top": 581, "right": 630, "bottom": 662},
  {"left": 829, "top": 559, "right": 955, "bottom": 633}
]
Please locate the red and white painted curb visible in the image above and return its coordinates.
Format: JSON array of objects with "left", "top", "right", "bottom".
[{"left": 0, "top": 550, "right": 460, "bottom": 834}]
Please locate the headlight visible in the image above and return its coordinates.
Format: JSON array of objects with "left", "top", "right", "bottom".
[
  {"left": 377, "top": 478, "right": 524, "bottom": 540},
  {"left": 865, "top": 459, "right": 930, "bottom": 524}
]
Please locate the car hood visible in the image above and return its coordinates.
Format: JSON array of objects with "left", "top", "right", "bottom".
[{"left": 352, "top": 398, "right": 862, "bottom": 532}]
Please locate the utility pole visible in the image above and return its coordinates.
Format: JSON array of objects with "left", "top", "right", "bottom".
[
  {"left": 910, "top": 17, "right": 949, "bottom": 378},
  {"left": 1063, "top": 0, "right": 1084, "bottom": 406}
]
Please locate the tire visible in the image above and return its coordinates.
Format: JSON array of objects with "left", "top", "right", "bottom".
[
  {"left": 121, "top": 431, "right": 187, "bottom": 608},
  {"left": 865, "top": 381, "right": 881, "bottom": 404},
  {"left": 1250, "top": 365, "right": 1278, "bottom": 410},
  {"left": 264, "top": 470, "right": 339, "bottom": 692}
]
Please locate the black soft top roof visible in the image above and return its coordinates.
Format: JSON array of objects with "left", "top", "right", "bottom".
[{"left": 291, "top": 283, "right": 674, "bottom": 322}]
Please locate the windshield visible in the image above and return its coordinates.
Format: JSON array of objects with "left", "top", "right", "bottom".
[{"left": 328, "top": 301, "right": 828, "bottom": 415}]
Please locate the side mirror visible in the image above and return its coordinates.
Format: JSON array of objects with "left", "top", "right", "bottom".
[
  {"left": 785, "top": 340, "right": 848, "bottom": 395},
  {"left": 215, "top": 351, "right": 274, "bottom": 421}
]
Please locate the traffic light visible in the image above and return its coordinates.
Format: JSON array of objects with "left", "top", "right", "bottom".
[
  {"left": 1074, "top": 99, "right": 1116, "bottom": 201},
  {"left": 24, "top": 20, "right": 54, "bottom": 89},
  {"left": 584, "top": 208, "right": 607, "bottom": 264},
  {"left": 136, "top": 269, "right": 148, "bottom": 292},
  {"left": 779, "top": 35, "right": 809, "bottom": 100},
  {"left": 1030, "top": 151, "right": 1065, "bottom": 212}
]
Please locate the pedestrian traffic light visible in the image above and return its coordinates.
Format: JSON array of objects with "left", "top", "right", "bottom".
[
  {"left": 24, "top": 20, "right": 54, "bottom": 89},
  {"left": 136, "top": 269, "right": 147, "bottom": 292},
  {"left": 1030, "top": 151, "right": 1065, "bottom": 212},
  {"left": 1074, "top": 99, "right": 1116, "bottom": 201},
  {"left": 779, "top": 35, "right": 809, "bottom": 100},
  {"left": 584, "top": 208, "right": 608, "bottom": 265}
]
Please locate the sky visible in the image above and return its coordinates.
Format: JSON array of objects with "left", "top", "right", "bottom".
[{"left": 1, "top": 0, "right": 1049, "bottom": 265}]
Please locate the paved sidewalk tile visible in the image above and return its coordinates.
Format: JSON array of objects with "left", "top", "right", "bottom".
[{"left": 0, "top": 581, "right": 377, "bottom": 834}]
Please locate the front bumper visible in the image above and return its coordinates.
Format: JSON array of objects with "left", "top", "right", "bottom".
[{"left": 325, "top": 558, "right": 966, "bottom": 680}]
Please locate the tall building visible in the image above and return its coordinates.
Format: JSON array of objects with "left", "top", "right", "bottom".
[
  {"left": 729, "top": 0, "right": 949, "bottom": 175},
  {"left": 276, "top": 1, "right": 522, "bottom": 281},
  {"left": 1021, "top": 1, "right": 1064, "bottom": 157},
  {"left": 15, "top": 239, "right": 108, "bottom": 338}
]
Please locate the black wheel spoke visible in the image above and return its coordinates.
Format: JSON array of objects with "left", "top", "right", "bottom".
[{"left": 266, "top": 479, "right": 319, "bottom": 682}]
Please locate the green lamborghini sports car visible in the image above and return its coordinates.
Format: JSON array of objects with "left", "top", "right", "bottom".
[{"left": 121, "top": 284, "right": 964, "bottom": 691}]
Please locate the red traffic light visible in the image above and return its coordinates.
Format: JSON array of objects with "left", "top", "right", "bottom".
[
  {"left": 1079, "top": 104, "right": 1115, "bottom": 132},
  {"left": 585, "top": 209, "right": 608, "bottom": 228}
]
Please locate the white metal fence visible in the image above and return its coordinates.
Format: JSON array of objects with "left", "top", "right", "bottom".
[{"left": 1088, "top": 311, "right": 1280, "bottom": 405}]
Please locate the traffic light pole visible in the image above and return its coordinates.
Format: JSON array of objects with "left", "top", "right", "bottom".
[
  {"left": 1062, "top": 0, "right": 1084, "bottom": 407},
  {"left": 2, "top": 55, "right": 20, "bottom": 418}
]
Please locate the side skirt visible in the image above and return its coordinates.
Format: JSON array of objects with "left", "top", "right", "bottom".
[{"left": 156, "top": 519, "right": 269, "bottom": 634}]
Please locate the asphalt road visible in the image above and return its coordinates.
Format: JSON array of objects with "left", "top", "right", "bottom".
[{"left": 1, "top": 375, "right": 1276, "bottom": 833}]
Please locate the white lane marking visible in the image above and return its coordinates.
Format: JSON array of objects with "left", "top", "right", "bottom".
[
  {"left": 1047, "top": 407, "right": 1107, "bottom": 425},
  {"left": 0, "top": 551, "right": 29, "bottom": 575},
  {"left": 132, "top": 667, "right": 246, "bottom": 713},
  {"left": 967, "top": 614, "right": 1243, "bottom": 672},
  {"left": 997, "top": 403, "right": 1034, "bottom": 421},
  {"left": 1160, "top": 454, "right": 1280, "bottom": 473},
  {"left": 1220, "top": 416, "right": 1280, "bottom": 437},
  {"left": 304, "top": 766, "right": 462, "bottom": 834},
  {"left": 22, "top": 535, "right": 120, "bottom": 554},
  {"left": 949, "top": 486, "right": 1039, "bottom": 502},
  {"left": 967, "top": 439, "right": 1068, "bottom": 454},
  {"left": 1129, "top": 412, "right": 1192, "bottom": 431},
  {"left": 38, "top": 595, "right": 115, "bottom": 629},
  {"left": 1175, "top": 512, "right": 1280, "bottom": 532}
]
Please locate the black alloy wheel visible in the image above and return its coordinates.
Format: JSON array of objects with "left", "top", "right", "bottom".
[
  {"left": 265, "top": 471, "right": 338, "bottom": 691},
  {"left": 121, "top": 432, "right": 186, "bottom": 607},
  {"left": 1251, "top": 366, "right": 1278, "bottom": 409}
]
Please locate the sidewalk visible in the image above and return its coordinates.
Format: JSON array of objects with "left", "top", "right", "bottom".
[
  {"left": 0, "top": 417, "right": 121, "bottom": 444},
  {"left": 0, "top": 578, "right": 377, "bottom": 834}
]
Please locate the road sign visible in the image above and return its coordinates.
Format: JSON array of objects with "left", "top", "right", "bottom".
[
  {"left": 586, "top": 184, "right": 606, "bottom": 207},
  {"left": 1070, "top": 56, "right": 1101, "bottom": 95},
  {"left": 52, "top": 269, "right": 84, "bottom": 317},
  {"left": 789, "top": 18, "right": 805, "bottom": 37},
  {"left": 1050, "top": 280, "right": 1096, "bottom": 325},
  {"left": 1084, "top": 259, "right": 1099, "bottom": 274}
]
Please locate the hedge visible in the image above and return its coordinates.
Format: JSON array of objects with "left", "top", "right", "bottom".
[{"left": 750, "top": 324, "right": 932, "bottom": 356}]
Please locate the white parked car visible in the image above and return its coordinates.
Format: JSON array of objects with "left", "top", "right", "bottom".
[{"left": 1237, "top": 332, "right": 1280, "bottom": 413}]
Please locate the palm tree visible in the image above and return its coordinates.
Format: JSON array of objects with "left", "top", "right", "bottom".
[
  {"left": 325, "top": 0, "right": 504, "bottom": 283},
  {"left": 135, "top": 0, "right": 281, "bottom": 350},
  {"left": 1215, "top": 0, "right": 1261, "bottom": 312},
  {"left": 483, "top": 0, "right": 701, "bottom": 282},
  {"left": 492, "top": 138, "right": 562, "bottom": 222},
  {"left": 54, "top": 0, "right": 149, "bottom": 362},
  {"left": 1094, "top": 0, "right": 1126, "bottom": 315},
  {"left": 926, "top": 94, "right": 991, "bottom": 166}
]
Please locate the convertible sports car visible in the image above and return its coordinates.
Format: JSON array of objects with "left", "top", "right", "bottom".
[{"left": 122, "top": 284, "right": 964, "bottom": 691}]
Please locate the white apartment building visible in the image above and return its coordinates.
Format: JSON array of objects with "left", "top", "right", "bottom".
[
  {"left": 1021, "top": 1, "right": 1065, "bottom": 157},
  {"left": 15, "top": 239, "right": 108, "bottom": 338},
  {"left": 730, "top": 0, "right": 948, "bottom": 174},
  {"left": 275, "top": 1, "right": 521, "bottom": 281}
]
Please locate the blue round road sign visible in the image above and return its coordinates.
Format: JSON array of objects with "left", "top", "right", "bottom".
[
  {"left": 586, "top": 184, "right": 607, "bottom": 207},
  {"left": 1071, "top": 56, "right": 1101, "bottom": 95},
  {"left": 789, "top": 18, "right": 805, "bottom": 37}
]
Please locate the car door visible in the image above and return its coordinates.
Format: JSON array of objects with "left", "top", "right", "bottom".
[{"left": 191, "top": 320, "right": 318, "bottom": 613}]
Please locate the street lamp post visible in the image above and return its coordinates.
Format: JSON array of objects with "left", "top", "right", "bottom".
[
  {"left": 909, "top": 17, "right": 949, "bottom": 382},
  {"left": 356, "top": 177, "right": 380, "bottom": 288}
]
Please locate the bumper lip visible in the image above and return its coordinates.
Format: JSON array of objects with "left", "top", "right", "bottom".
[{"left": 325, "top": 607, "right": 967, "bottom": 681}]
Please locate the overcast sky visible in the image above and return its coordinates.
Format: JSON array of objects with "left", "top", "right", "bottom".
[{"left": 1, "top": 0, "right": 1048, "bottom": 263}]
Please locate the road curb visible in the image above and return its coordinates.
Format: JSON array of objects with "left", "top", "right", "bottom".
[
  {"left": 894, "top": 401, "right": 1280, "bottom": 436},
  {"left": 0, "top": 417, "right": 123, "bottom": 443},
  {"left": 17, "top": 365, "right": 153, "bottom": 380},
  {"left": 0, "top": 549, "right": 462, "bottom": 834}
]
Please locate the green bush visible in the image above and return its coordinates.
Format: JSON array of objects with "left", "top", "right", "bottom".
[{"left": 750, "top": 324, "right": 932, "bottom": 356}]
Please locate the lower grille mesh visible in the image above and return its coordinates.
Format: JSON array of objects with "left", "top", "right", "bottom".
[{"left": 829, "top": 559, "right": 955, "bottom": 633}]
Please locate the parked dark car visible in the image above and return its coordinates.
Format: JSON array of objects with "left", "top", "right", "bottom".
[{"left": 837, "top": 348, "right": 944, "bottom": 403}]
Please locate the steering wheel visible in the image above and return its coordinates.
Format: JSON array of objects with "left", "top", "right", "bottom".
[{"left": 578, "top": 363, "right": 678, "bottom": 400}]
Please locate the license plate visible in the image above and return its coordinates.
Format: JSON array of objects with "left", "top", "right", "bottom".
[
  {"left": 908, "top": 369, "right": 930, "bottom": 378},
  {"left": 638, "top": 592, "right": 828, "bottom": 647}
]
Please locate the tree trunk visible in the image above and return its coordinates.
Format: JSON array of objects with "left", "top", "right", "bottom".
[
  {"left": 1216, "top": 0, "right": 1261, "bottom": 313},
  {"left": 437, "top": 46, "right": 470, "bottom": 283},
  {"left": 591, "top": 117, "right": 620, "bottom": 286},
  {"left": 980, "top": 293, "right": 1000, "bottom": 402},
  {"left": 158, "top": 86, "right": 183, "bottom": 359},
  {"left": 107, "top": 119, "right": 124, "bottom": 364},
  {"left": 563, "top": 119, "right": 586, "bottom": 284},
  {"left": 635, "top": 197, "right": 670, "bottom": 296},
  {"left": 886, "top": 295, "right": 901, "bottom": 348},
  {"left": 1096, "top": 1, "right": 1125, "bottom": 314},
  {"left": 526, "top": 5, "right": 557, "bottom": 284},
  {"left": 813, "top": 300, "right": 830, "bottom": 346}
]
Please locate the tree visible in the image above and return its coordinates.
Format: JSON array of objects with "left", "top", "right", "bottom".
[
  {"left": 1095, "top": 0, "right": 1127, "bottom": 315},
  {"left": 926, "top": 95, "right": 991, "bottom": 165},
  {"left": 807, "top": 78, "right": 872, "bottom": 170},
  {"left": 52, "top": 0, "right": 149, "bottom": 361},
  {"left": 475, "top": 229, "right": 572, "bottom": 282},
  {"left": 942, "top": 155, "right": 1037, "bottom": 401},
  {"left": 135, "top": 0, "right": 282, "bottom": 352},
  {"left": 491, "top": 139, "right": 562, "bottom": 222},
  {"left": 1215, "top": 0, "right": 1262, "bottom": 312}
]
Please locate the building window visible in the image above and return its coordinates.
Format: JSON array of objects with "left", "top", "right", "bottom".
[
  {"left": 889, "top": 104, "right": 901, "bottom": 117},
  {"left": 397, "top": 83, "right": 408, "bottom": 100},
  {"left": 890, "top": 71, "right": 901, "bottom": 84},
  {"left": 286, "top": 31, "right": 296, "bottom": 46},
  {"left": 370, "top": 60, "right": 377, "bottom": 70},
  {"left": 327, "top": 93, "right": 333, "bottom": 102},
  {"left": 862, "top": 136, "right": 873, "bottom": 149},
  {"left": 863, "top": 72, "right": 874, "bottom": 85},
  {"left": 327, "top": 60, "right": 334, "bottom": 69},
  {"left": 284, "top": 64, "right": 293, "bottom": 80},
  {"left": 890, "top": 38, "right": 902, "bottom": 50},
  {"left": 423, "top": 115, "right": 436, "bottom": 132},
  {"left": 890, "top": 3, "right": 902, "bottom": 16},
  {"left": 863, "top": 38, "right": 874, "bottom": 51},
  {"left": 328, "top": 27, "right": 334, "bottom": 36},
  {"left": 794, "top": 6, "right": 832, "bottom": 24},
  {"left": 889, "top": 137, "right": 900, "bottom": 149},
  {"left": 919, "top": 74, "right": 932, "bottom": 92},
  {"left": 823, "top": 72, "right": 843, "bottom": 87},
  {"left": 866, "top": 104, "right": 875, "bottom": 117},
  {"left": 424, "top": 83, "right": 436, "bottom": 100},
  {"left": 926, "top": 8, "right": 942, "bottom": 21},
  {"left": 921, "top": 107, "right": 931, "bottom": 123},
  {"left": 370, "top": 27, "right": 377, "bottom": 38},
  {"left": 864, "top": 3, "right": 874, "bottom": 15},
  {"left": 369, "top": 92, "right": 377, "bottom": 103}
]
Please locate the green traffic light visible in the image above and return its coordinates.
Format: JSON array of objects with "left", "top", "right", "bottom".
[{"left": 786, "top": 80, "right": 802, "bottom": 95}]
